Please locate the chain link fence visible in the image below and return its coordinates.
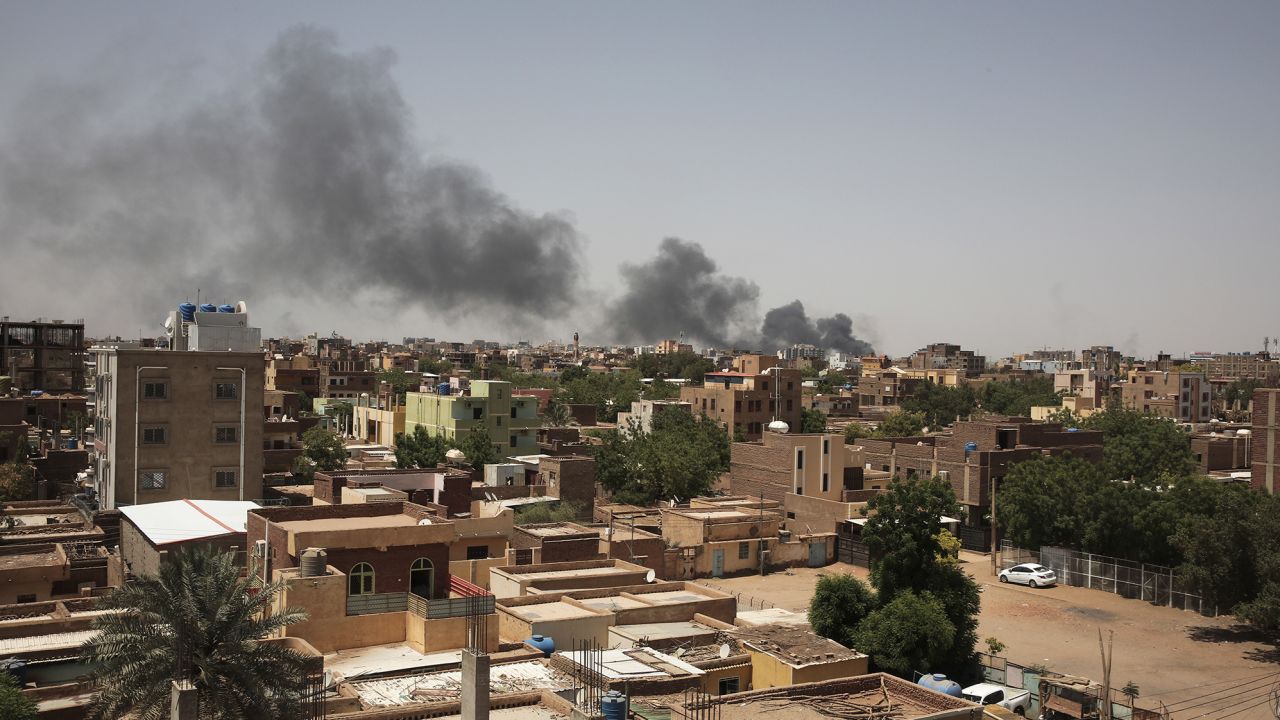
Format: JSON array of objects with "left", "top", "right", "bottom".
[{"left": 1001, "top": 541, "right": 1214, "bottom": 616}]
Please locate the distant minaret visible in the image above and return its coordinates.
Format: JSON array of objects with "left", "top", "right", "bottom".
[{"left": 573, "top": 331, "right": 580, "bottom": 361}]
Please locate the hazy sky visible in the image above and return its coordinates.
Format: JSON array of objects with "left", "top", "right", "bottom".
[{"left": 1, "top": 2, "right": 1277, "bottom": 358}]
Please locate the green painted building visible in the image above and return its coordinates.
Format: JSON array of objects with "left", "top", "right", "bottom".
[{"left": 404, "top": 380, "right": 541, "bottom": 458}]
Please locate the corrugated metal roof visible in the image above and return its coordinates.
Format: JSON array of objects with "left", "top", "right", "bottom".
[
  {"left": 0, "top": 629, "right": 97, "bottom": 654},
  {"left": 120, "top": 499, "right": 260, "bottom": 546}
]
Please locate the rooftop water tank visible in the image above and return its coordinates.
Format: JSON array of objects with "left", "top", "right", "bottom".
[
  {"left": 526, "top": 635, "right": 555, "bottom": 657},
  {"left": 178, "top": 302, "right": 197, "bottom": 322},
  {"left": 446, "top": 448, "right": 467, "bottom": 462},
  {"left": 199, "top": 303, "right": 217, "bottom": 313},
  {"left": 437, "top": 382, "right": 451, "bottom": 395},
  {"left": 299, "top": 548, "right": 329, "bottom": 577},
  {"left": 601, "top": 691, "right": 628, "bottom": 720},
  {"left": 767, "top": 420, "right": 790, "bottom": 434},
  {"left": 1067, "top": 427, "right": 1080, "bottom": 432},
  {"left": 918, "top": 673, "right": 962, "bottom": 698},
  {"left": 217, "top": 304, "right": 235, "bottom": 313}
]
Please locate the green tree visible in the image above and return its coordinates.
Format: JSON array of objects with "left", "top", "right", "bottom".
[
  {"left": 923, "top": 563, "right": 981, "bottom": 668},
  {"left": 844, "top": 423, "right": 873, "bottom": 443},
  {"left": 980, "top": 376, "right": 1062, "bottom": 417},
  {"left": 543, "top": 401, "right": 573, "bottom": 427},
  {"left": 855, "top": 591, "right": 955, "bottom": 676},
  {"left": 799, "top": 407, "right": 828, "bottom": 433},
  {"left": 998, "top": 454, "right": 1103, "bottom": 551},
  {"left": 876, "top": 411, "right": 926, "bottom": 437},
  {"left": 0, "top": 462, "right": 36, "bottom": 502},
  {"left": 1080, "top": 407, "right": 1195, "bottom": 484},
  {"left": 816, "top": 371, "right": 850, "bottom": 395},
  {"left": 861, "top": 474, "right": 960, "bottom": 598},
  {"left": 394, "top": 426, "right": 451, "bottom": 469},
  {"left": 808, "top": 574, "right": 877, "bottom": 649},
  {"left": 514, "top": 501, "right": 584, "bottom": 525},
  {"left": 596, "top": 411, "right": 730, "bottom": 504},
  {"left": 559, "top": 365, "right": 589, "bottom": 383},
  {"left": 457, "top": 426, "right": 501, "bottom": 467},
  {"left": 418, "top": 357, "right": 454, "bottom": 375},
  {"left": 645, "top": 378, "right": 681, "bottom": 401},
  {"left": 82, "top": 546, "right": 311, "bottom": 720},
  {"left": 296, "top": 391, "right": 313, "bottom": 414},
  {"left": 376, "top": 368, "right": 418, "bottom": 402},
  {"left": 903, "top": 382, "right": 977, "bottom": 429},
  {"left": 1172, "top": 484, "right": 1263, "bottom": 612},
  {"left": 296, "top": 425, "right": 347, "bottom": 477},
  {"left": 0, "top": 670, "right": 35, "bottom": 720}
]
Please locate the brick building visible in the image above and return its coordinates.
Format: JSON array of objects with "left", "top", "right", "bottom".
[
  {"left": 907, "top": 343, "right": 986, "bottom": 376},
  {"left": 857, "top": 368, "right": 923, "bottom": 410},
  {"left": 1121, "top": 369, "right": 1211, "bottom": 422},
  {"left": 680, "top": 358, "right": 802, "bottom": 440},
  {"left": 537, "top": 455, "right": 597, "bottom": 514},
  {"left": 858, "top": 418, "right": 1104, "bottom": 549},
  {"left": 1253, "top": 389, "right": 1280, "bottom": 493},
  {"left": 0, "top": 318, "right": 85, "bottom": 392},
  {"left": 509, "top": 522, "right": 603, "bottom": 565}
]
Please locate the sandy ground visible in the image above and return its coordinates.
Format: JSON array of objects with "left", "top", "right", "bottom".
[{"left": 707, "top": 552, "right": 1280, "bottom": 720}]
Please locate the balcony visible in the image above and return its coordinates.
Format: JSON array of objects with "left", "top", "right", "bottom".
[{"left": 346, "top": 577, "right": 495, "bottom": 618}]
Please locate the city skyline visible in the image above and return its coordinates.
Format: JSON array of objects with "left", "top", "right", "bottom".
[{"left": 1, "top": 2, "right": 1277, "bottom": 358}]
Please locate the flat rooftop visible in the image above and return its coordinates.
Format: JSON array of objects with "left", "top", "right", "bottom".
[
  {"left": 634, "top": 589, "right": 714, "bottom": 605},
  {"left": 709, "top": 674, "right": 976, "bottom": 720},
  {"left": 672, "top": 509, "right": 755, "bottom": 520},
  {"left": 347, "top": 660, "right": 568, "bottom": 707},
  {"left": 326, "top": 643, "right": 461, "bottom": 680},
  {"left": 611, "top": 621, "right": 719, "bottom": 642},
  {"left": 576, "top": 596, "right": 649, "bottom": 612},
  {"left": 519, "top": 523, "right": 594, "bottom": 538},
  {"left": 0, "top": 548, "right": 61, "bottom": 570},
  {"left": 276, "top": 514, "right": 419, "bottom": 533},
  {"left": 735, "top": 607, "right": 810, "bottom": 628},
  {"left": 508, "top": 601, "right": 602, "bottom": 622},
  {"left": 503, "top": 565, "right": 641, "bottom": 580}
]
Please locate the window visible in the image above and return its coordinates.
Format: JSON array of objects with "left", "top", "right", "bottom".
[
  {"left": 473, "top": 407, "right": 483, "bottom": 420},
  {"left": 786, "top": 511, "right": 796, "bottom": 520},
  {"left": 214, "top": 382, "right": 239, "bottom": 400},
  {"left": 822, "top": 472, "right": 829, "bottom": 493},
  {"left": 466, "top": 545, "right": 488, "bottom": 560},
  {"left": 215, "top": 426, "right": 238, "bottom": 443},
  {"left": 141, "top": 426, "right": 167, "bottom": 444},
  {"left": 410, "top": 558, "right": 434, "bottom": 598},
  {"left": 511, "top": 434, "right": 519, "bottom": 447},
  {"left": 139, "top": 470, "right": 167, "bottom": 490},
  {"left": 710, "top": 399, "right": 716, "bottom": 411},
  {"left": 348, "top": 562, "right": 375, "bottom": 596},
  {"left": 496, "top": 415, "right": 503, "bottom": 428},
  {"left": 214, "top": 470, "right": 238, "bottom": 488},
  {"left": 142, "top": 381, "right": 167, "bottom": 400},
  {"left": 762, "top": 381, "right": 769, "bottom": 391},
  {"left": 796, "top": 449, "right": 804, "bottom": 470},
  {"left": 734, "top": 401, "right": 741, "bottom": 412},
  {"left": 510, "top": 407, "right": 517, "bottom": 418},
  {"left": 823, "top": 439, "right": 829, "bottom": 455},
  {"left": 738, "top": 542, "right": 750, "bottom": 560},
  {"left": 787, "top": 382, "right": 794, "bottom": 391},
  {"left": 786, "top": 399, "right": 793, "bottom": 411},
  {"left": 16, "top": 594, "right": 37, "bottom": 604},
  {"left": 718, "top": 677, "right": 740, "bottom": 695}
]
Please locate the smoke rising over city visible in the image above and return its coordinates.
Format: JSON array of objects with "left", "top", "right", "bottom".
[{"left": 0, "top": 26, "right": 872, "bottom": 353}]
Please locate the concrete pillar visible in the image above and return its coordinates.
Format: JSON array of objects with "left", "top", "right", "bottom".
[
  {"left": 170, "top": 679, "right": 199, "bottom": 720},
  {"left": 461, "top": 649, "right": 490, "bottom": 720}
]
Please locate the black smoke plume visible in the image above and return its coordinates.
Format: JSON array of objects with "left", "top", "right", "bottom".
[
  {"left": 608, "top": 240, "right": 874, "bottom": 354},
  {"left": 0, "top": 26, "right": 580, "bottom": 327}
]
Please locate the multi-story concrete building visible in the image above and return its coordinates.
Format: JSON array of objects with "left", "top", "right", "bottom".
[
  {"left": 1202, "top": 352, "right": 1279, "bottom": 382},
  {"left": 1082, "top": 345, "right": 1123, "bottom": 381},
  {"left": 1, "top": 318, "right": 85, "bottom": 392},
  {"left": 857, "top": 368, "right": 923, "bottom": 410},
  {"left": 907, "top": 343, "right": 986, "bottom": 376},
  {"left": 1253, "top": 389, "right": 1280, "bottom": 494},
  {"left": 92, "top": 304, "right": 264, "bottom": 509},
  {"left": 616, "top": 399, "right": 692, "bottom": 435},
  {"left": 404, "top": 380, "right": 540, "bottom": 458},
  {"left": 857, "top": 418, "right": 1104, "bottom": 549},
  {"left": 1121, "top": 369, "right": 1211, "bottom": 422},
  {"left": 679, "top": 357, "right": 802, "bottom": 441},
  {"left": 266, "top": 355, "right": 320, "bottom": 399}
]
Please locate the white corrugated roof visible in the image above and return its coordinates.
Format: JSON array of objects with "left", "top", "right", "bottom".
[
  {"left": 0, "top": 630, "right": 98, "bottom": 654},
  {"left": 120, "top": 499, "right": 260, "bottom": 546}
]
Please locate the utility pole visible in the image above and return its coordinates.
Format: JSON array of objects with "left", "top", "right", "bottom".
[
  {"left": 1098, "top": 629, "right": 1114, "bottom": 720},
  {"left": 990, "top": 475, "right": 999, "bottom": 575}
]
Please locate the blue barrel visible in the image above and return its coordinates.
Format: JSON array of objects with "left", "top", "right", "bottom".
[
  {"left": 918, "top": 673, "right": 962, "bottom": 697},
  {"left": 178, "top": 303, "right": 197, "bottom": 322},
  {"left": 526, "top": 635, "right": 555, "bottom": 657},
  {"left": 199, "top": 303, "right": 217, "bottom": 313},
  {"left": 65, "top": 438, "right": 78, "bottom": 449},
  {"left": 437, "top": 383, "right": 451, "bottom": 395},
  {"left": 1067, "top": 427, "right": 1079, "bottom": 432},
  {"left": 601, "top": 691, "right": 627, "bottom": 720},
  {"left": 217, "top": 304, "right": 235, "bottom": 313},
  {"left": 964, "top": 441, "right": 978, "bottom": 456}
]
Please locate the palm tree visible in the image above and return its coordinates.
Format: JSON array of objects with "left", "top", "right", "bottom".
[
  {"left": 543, "top": 401, "right": 573, "bottom": 427},
  {"left": 82, "top": 546, "right": 312, "bottom": 720}
]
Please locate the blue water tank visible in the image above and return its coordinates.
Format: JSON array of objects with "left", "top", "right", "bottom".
[
  {"left": 65, "top": 438, "right": 78, "bottom": 450},
  {"left": 1067, "top": 427, "right": 1079, "bottom": 433},
  {"left": 199, "top": 303, "right": 217, "bottom": 313},
  {"left": 217, "top": 304, "right": 235, "bottom": 313},
  {"left": 437, "top": 383, "right": 451, "bottom": 396},
  {"left": 918, "top": 673, "right": 963, "bottom": 697},
  {"left": 526, "top": 634, "right": 555, "bottom": 657},
  {"left": 178, "top": 302, "right": 197, "bottom": 322},
  {"left": 964, "top": 441, "right": 978, "bottom": 455},
  {"left": 601, "top": 691, "right": 628, "bottom": 720}
]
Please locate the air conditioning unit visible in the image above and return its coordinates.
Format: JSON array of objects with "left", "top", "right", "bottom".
[{"left": 253, "top": 540, "right": 267, "bottom": 558}]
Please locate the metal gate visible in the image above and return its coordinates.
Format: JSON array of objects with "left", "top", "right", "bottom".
[
  {"left": 712, "top": 549, "right": 724, "bottom": 578},
  {"left": 837, "top": 536, "right": 870, "bottom": 567},
  {"left": 808, "top": 541, "right": 826, "bottom": 567}
]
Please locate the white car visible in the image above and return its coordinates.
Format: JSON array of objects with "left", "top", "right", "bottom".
[
  {"left": 962, "top": 683, "right": 1031, "bottom": 715},
  {"left": 998, "top": 563, "right": 1057, "bottom": 588}
]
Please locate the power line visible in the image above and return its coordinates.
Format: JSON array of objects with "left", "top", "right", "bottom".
[
  {"left": 1205, "top": 693, "right": 1276, "bottom": 720},
  {"left": 1175, "top": 684, "right": 1277, "bottom": 719},
  {"left": 1166, "top": 674, "right": 1279, "bottom": 711},
  {"left": 1144, "top": 671, "right": 1279, "bottom": 699}
]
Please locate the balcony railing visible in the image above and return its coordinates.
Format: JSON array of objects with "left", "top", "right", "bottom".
[
  {"left": 346, "top": 581, "right": 495, "bottom": 618},
  {"left": 407, "top": 592, "right": 495, "bottom": 620},
  {"left": 346, "top": 592, "right": 408, "bottom": 616}
]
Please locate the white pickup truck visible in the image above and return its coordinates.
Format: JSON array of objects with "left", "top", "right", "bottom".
[{"left": 962, "top": 683, "right": 1032, "bottom": 715}]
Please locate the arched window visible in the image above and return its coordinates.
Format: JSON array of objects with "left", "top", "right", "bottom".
[
  {"left": 410, "top": 558, "right": 434, "bottom": 598},
  {"left": 349, "top": 562, "right": 375, "bottom": 596}
]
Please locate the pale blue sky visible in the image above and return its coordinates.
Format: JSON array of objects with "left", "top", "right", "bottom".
[{"left": 1, "top": 2, "right": 1277, "bottom": 357}]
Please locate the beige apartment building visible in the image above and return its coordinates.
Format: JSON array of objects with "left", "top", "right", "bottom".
[
  {"left": 1121, "top": 369, "right": 1211, "bottom": 422},
  {"left": 93, "top": 346, "right": 264, "bottom": 508},
  {"left": 680, "top": 355, "right": 802, "bottom": 440}
]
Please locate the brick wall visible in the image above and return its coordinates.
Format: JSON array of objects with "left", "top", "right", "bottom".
[
  {"left": 541, "top": 456, "right": 596, "bottom": 515},
  {"left": 1253, "top": 390, "right": 1280, "bottom": 493}
]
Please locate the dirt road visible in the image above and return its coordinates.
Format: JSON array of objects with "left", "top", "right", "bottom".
[{"left": 708, "top": 553, "right": 1279, "bottom": 719}]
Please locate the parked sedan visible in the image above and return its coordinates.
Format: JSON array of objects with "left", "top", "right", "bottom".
[{"left": 998, "top": 563, "right": 1057, "bottom": 588}]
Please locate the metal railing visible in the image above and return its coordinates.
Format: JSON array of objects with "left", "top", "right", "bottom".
[
  {"left": 346, "top": 592, "right": 408, "bottom": 616},
  {"left": 407, "top": 592, "right": 495, "bottom": 620}
]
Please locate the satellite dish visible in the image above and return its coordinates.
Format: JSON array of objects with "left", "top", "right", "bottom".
[
  {"left": 645, "top": 569, "right": 656, "bottom": 583},
  {"left": 418, "top": 518, "right": 432, "bottom": 525},
  {"left": 718, "top": 643, "right": 731, "bottom": 659}
]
